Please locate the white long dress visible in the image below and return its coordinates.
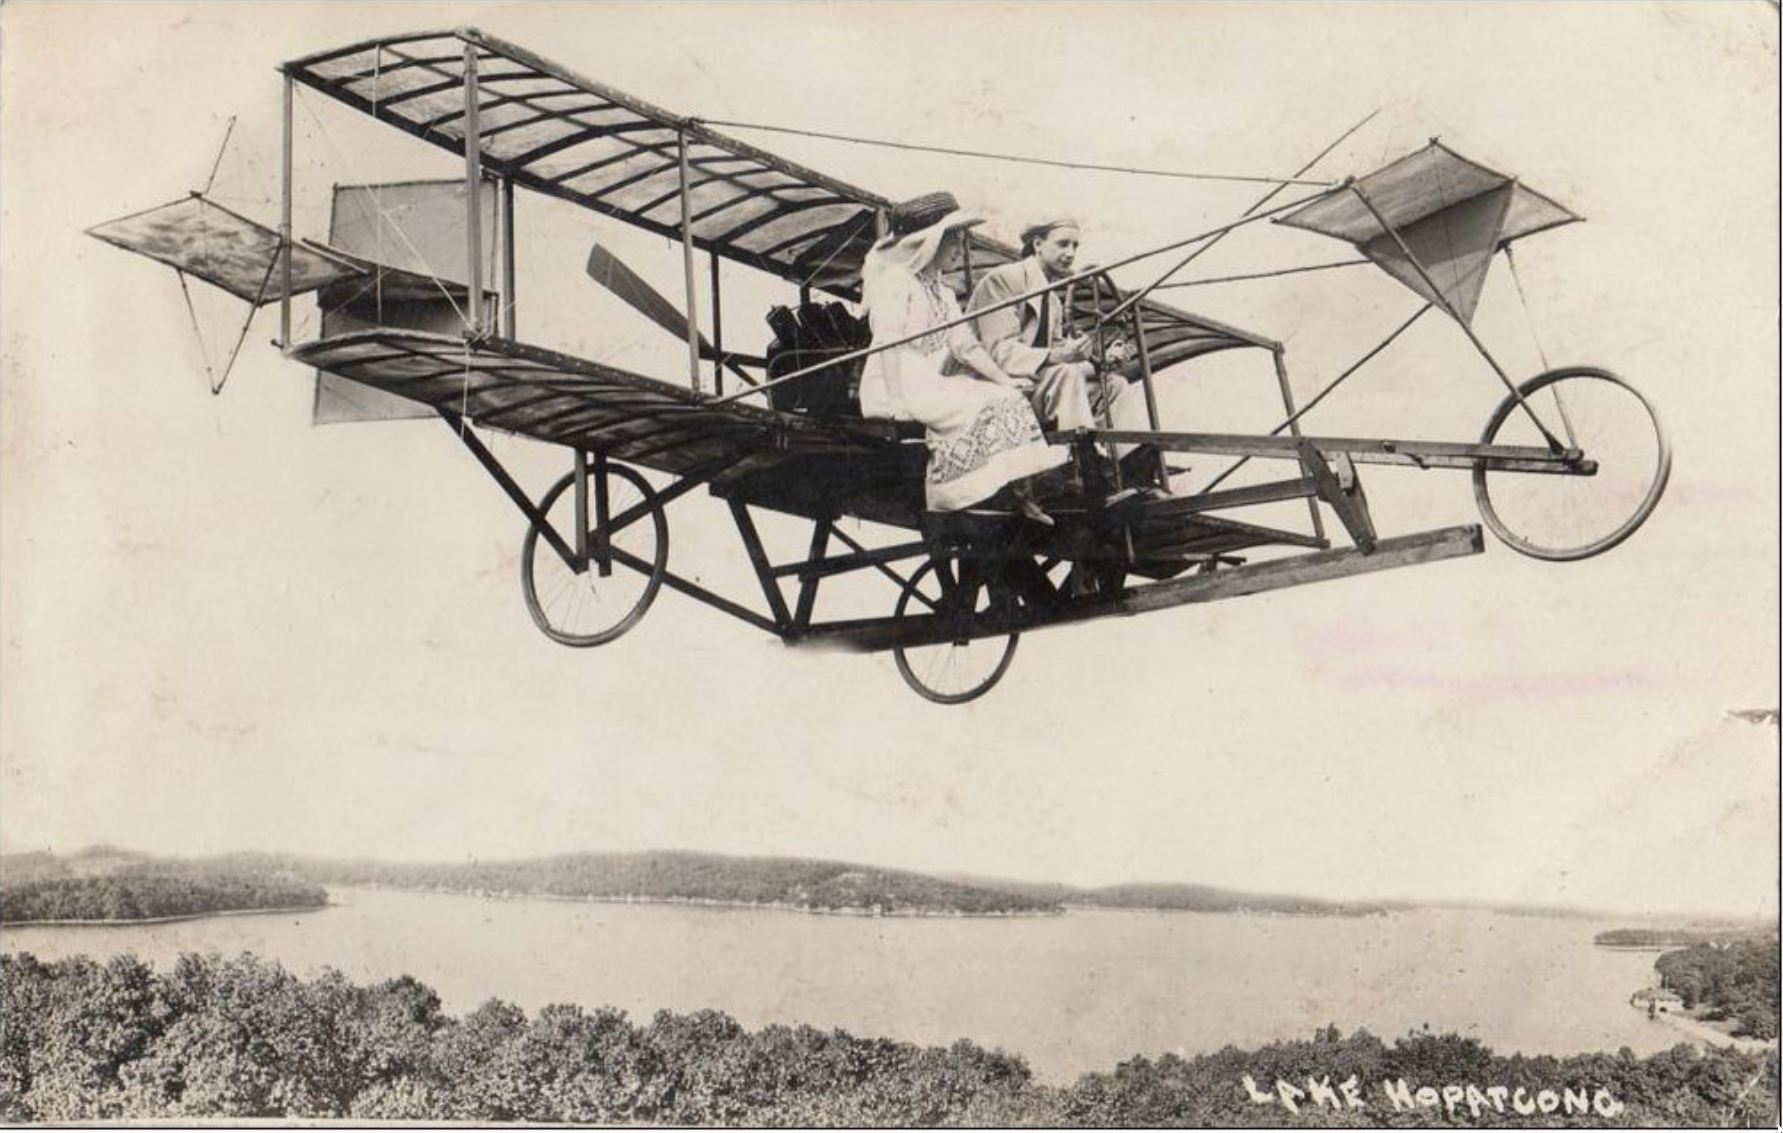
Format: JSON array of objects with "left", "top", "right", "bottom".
[{"left": 857, "top": 267, "right": 1066, "bottom": 511}]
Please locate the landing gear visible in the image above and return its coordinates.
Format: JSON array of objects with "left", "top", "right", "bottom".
[
  {"left": 892, "top": 556, "right": 1020, "bottom": 705},
  {"left": 521, "top": 460, "right": 668, "bottom": 646},
  {"left": 1473, "top": 367, "right": 1670, "bottom": 561}
]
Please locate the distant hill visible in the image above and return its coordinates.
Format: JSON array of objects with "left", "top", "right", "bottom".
[
  {"left": 1072, "top": 882, "right": 1384, "bottom": 917},
  {"left": 5, "top": 848, "right": 1407, "bottom": 920},
  {"left": 941, "top": 873, "right": 1386, "bottom": 917},
  {"left": 234, "top": 849, "right": 1060, "bottom": 916}
]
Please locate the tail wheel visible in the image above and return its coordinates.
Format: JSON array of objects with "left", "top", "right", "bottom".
[
  {"left": 892, "top": 558, "right": 1019, "bottom": 705},
  {"left": 521, "top": 462, "right": 667, "bottom": 646},
  {"left": 1473, "top": 367, "right": 1671, "bottom": 561}
]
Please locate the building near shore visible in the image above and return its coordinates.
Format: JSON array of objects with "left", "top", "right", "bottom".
[{"left": 1631, "top": 987, "right": 1686, "bottom": 1014}]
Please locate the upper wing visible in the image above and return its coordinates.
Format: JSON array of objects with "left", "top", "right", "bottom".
[
  {"left": 282, "top": 28, "right": 1274, "bottom": 359},
  {"left": 284, "top": 29, "right": 881, "bottom": 296}
]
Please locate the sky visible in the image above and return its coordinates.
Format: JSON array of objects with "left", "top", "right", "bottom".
[{"left": 2, "top": 1, "right": 1777, "bottom": 920}]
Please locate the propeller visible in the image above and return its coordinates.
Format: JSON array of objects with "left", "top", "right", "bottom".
[{"left": 585, "top": 243, "right": 760, "bottom": 382}]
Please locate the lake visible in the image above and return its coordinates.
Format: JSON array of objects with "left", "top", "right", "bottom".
[{"left": 1, "top": 887, "right": 1680, "bottom": 1083}]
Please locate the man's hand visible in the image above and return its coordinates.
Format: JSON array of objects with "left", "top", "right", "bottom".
[
  {"left": 984, "top": 368, "right": 1034, "bottom": 395},
  {"left": 1046, "top": 335, "right": 1092, "bottom": 366}
]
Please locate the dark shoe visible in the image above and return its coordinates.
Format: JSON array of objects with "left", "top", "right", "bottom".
[
  {"left": 1064, "top": 565, "right": 1095, "bottom": 599},
  {"left": 1015, "top": 496, "right": 1055, "bottom": 527}
]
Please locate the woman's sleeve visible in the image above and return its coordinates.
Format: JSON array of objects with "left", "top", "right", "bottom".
[
  {"left": 942, "top": 290, "right": 977, "bottom": 357},
  {"left": 943, "top": 290, "right": 1012, "bottom": 383}
]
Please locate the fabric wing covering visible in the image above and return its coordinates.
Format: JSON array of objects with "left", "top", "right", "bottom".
[
  {"left": 1277, "top": 142, "right": 1581, "bottom": 325},
  {"left": 87, "top": 196, "right": 363, "bottom": 304},
  {"left": 314, "top": 181, "right": 498, "bottom": 423},
  {"left": 282, "top": 27, "right": 1273, "bottom": 366},
  {"left": 291, "top": 329, "right": 892, "bottom": 474}
]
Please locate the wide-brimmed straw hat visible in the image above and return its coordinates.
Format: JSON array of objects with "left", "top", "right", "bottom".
[{"left": 877, "top": 191, "right": 984, "bottom": 249}]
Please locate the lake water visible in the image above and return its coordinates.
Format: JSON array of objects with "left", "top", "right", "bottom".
[{"left": 1, "top": 888, "right": 1680, "bottom": 1083}]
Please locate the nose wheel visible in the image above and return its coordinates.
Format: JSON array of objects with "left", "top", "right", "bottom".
[{"left": 1473, "top": 368, "right": 1670, "bottom": 561}]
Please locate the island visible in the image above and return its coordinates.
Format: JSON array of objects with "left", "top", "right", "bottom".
[{"left": 0, "top": 847, "right": 325, "bottom": 925}]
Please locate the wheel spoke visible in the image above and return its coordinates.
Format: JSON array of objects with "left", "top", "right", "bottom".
[
  {"left": 1474, "top": 368, "right": 1669, "bottom": 561},
  {"left": 893, "top": 558, "right": 1019, "bottom": 704},
  {"left": 522, "top": 464, "right": 668, "bottom": 646}
]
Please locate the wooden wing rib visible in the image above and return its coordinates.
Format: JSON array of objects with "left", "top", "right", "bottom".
[{"left": 282, "top": 28, "right": 1276, "bottom": 364}]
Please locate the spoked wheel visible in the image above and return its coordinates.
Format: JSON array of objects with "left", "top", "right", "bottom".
[
  {"left": 1473, "top": 367, "right": 1671, "bottom": 561},
  {"left": 892, "top": 558, "right": 1019, "bottom": 705},
  {"left": 521, "top": 462, "right": 668, "bottom": 646}
]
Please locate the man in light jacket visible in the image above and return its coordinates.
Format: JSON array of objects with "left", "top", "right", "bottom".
[{"left": 964, "top": 217, "right": 1158, "bottom": 483}]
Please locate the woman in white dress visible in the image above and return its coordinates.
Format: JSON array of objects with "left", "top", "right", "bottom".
[{"left": 858, "top": 192, "right": 1066, "bottom": 519}]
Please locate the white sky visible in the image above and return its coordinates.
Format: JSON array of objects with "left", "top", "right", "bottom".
[{"left": 2, "top": 1, "right": 1777, "bottom": 920}]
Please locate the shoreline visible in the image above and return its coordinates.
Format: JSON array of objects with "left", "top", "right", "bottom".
[
  {"left": 1628, "top": 961, "right": 1777, "bottom": 1055},
  {"left": 1, "top": 902, "right": 332, "bottom": 929},
  {"left": 334, "top": 884, "right": 1382, "bottom": 920},
  {"left": 330, "top": 883, "right": 1063, "bottom": 919},
  {"left": 1644, "top": 1003, "right": 1776, "bottom": 1054}
]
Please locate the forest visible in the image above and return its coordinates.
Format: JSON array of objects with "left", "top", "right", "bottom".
[
  {"left": 1596, "top": 927, "right": 1775, "bottom": 949},
  {"left": 237, "top": 849, "right": 1062, "bottom": 915},
  {"left": 4, "top": 847, "right": 1396, "bottom": 919},
  {"left": 243, "top": 849, "right": 1390, "bottom": 917},
  {"left": 2, "top": 951, "right": 1775, "bottom": 1126},
  {"left": 0, "top": 855, "right": 325, "bottom": 924},
  {"left": 1656, "top": 939, "right": 1781, "bottom": 1041}
]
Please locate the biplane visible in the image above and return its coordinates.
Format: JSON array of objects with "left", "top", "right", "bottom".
[{"left": 89, "top": 27, "right": 1670, "bottom": 704}]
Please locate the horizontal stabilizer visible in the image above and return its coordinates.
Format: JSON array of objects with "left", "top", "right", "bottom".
[{"left": 87, "top": 195, "right": 363, "bottom": 304}]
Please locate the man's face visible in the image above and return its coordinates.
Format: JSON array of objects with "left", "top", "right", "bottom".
[{"left": 1033, "top": 225, "right": 1081, "bottom": 280}]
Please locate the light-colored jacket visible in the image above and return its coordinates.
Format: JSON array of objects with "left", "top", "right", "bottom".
[{"left": 964, "top": 257, "right": 1058, "bottom": 379}]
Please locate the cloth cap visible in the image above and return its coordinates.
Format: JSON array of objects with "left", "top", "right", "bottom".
[{"left": 1020, "top": 216, "right": 1081, "bottom": 251}]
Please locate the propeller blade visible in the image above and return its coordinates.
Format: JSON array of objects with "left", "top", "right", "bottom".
[{"left": 585, "top": 241, "right": 712, "bottom": 352}]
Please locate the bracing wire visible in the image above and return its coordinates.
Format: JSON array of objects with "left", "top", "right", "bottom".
[
  {"left": 175, "top": 270, "right": 220, "bottom": 388},
  {"left": 1090, "top": 107, "right": 1380, "bottom": 333},
  {"left": 201, "top": 116, "right": 238, "bottom": 197},
  {"left": 171, "top": 228, "right": 278, "bottom": 397},
  {"left": 293, "top": 86, "right": 474, "bottom": 329},
  {"left": 295, "top": 75, "right": 489, "bottom": 427},
  {"left": 696, "top": 118, "right": 1337, "bottom": 187},
  {"left": 1199, "top": 301, "right": 1433, "bottom": 494},
  {"left": 212, "top": 252, "right": 283, "bottom": 395},
  {"left": 1154, "top": 259, "right": 1368, "bottom": 288},
  {"left": 1503, "top": 244, "right": 1550, "bottom": 370},
  {"left": 798, "top": 211, "right": 875, "bottom": 291}
]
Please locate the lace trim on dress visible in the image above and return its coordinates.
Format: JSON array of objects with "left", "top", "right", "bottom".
[
  {"left": 926, "top": 395, "right": 1047, "bottom": 488},
  {"left": 905, "top": 275, "right": 953, "bottom": 356}
]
